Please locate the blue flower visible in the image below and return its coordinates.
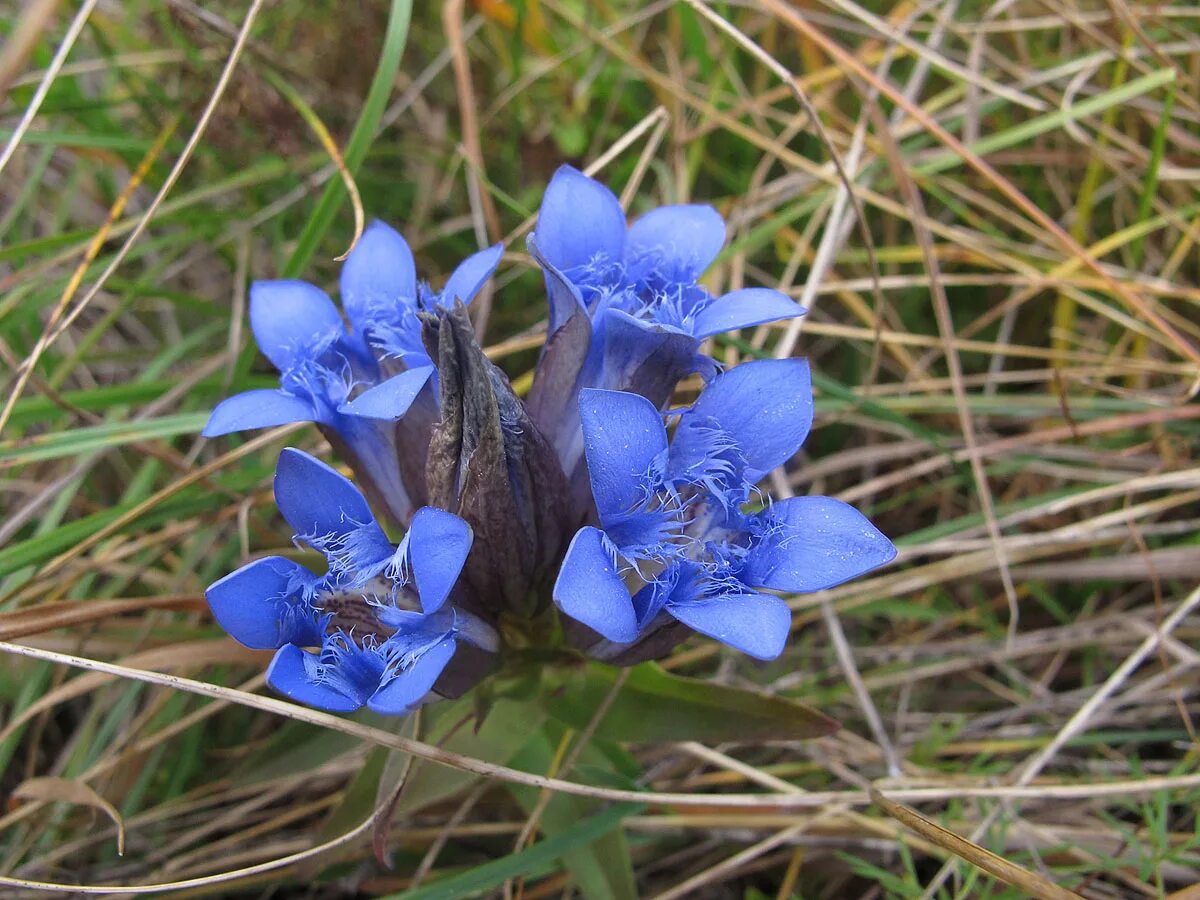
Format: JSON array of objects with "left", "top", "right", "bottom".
[
  {"left": 340, "top": 219, "right": 503, "bottom": 371},
  {"left": 202, "top": 220, "right": 502, "bottom": 526},
  {"left": 205, "top": 448, "right": 496, "bottom": 714},
  {"left": 526, "top": 165, "right": 805, "bottom": 485},
  {"left": 553, "top": 360, "right": 896, "bottom": 660}
]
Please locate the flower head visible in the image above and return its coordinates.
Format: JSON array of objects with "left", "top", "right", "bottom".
[
  {"left": 202, "top": 221, "right": 502, "bottom": 527},
  {"left": 553, "top": 360, "right": 896, "bottom": 660},
  {"left": 526, "top": 165, "right": 806, "bottom": 493},
  {"left": 340, "top": 220, "right": 503, "bottom": 371},
  {"left": 205, "top": 448, "right": 496, "bottom": 714},
  {"left": 200, "top": 171, "right": 899, "bottom": 713}
]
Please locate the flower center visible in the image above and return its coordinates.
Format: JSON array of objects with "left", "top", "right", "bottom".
[{"left": 315, "top": 576, "right": 405, "bottom": 643}]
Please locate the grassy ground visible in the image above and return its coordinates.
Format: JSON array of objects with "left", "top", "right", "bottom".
[{"left": 1, "top": 1, "right": 1199, "bottom": 896}]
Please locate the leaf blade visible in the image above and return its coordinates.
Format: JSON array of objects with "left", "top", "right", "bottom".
[{"left": 541, "top": 662, "right": 838, "bottom": 744}]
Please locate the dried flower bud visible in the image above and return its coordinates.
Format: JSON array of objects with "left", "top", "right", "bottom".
[{"left": 423, "top": 302, "right": 573, "bottom": 616}]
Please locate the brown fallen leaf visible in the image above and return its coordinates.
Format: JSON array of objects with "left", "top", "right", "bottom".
[{"left": 13, "top": 777, "right": 125, "bottom": 855}]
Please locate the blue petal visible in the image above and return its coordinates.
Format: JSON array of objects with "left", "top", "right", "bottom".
[
  {"left": 687, "top": 359, "right": 813, "bottom": 481},
  {"left": 337, "top": 366, "right": 433, "bottom": 420},
  {"left": 339, "top": 220, "right": 417, "bottom": 336},
  {"left": 406, "top": 506, "right": 473, "bottom": 614},
  {"left": 205, "top": 556, "right": 319, "bottom": 650},
  {"left": 691, "top": 288, "right": 804, "bottom": 339},
  {"left": 669, "top": 591, "right": 792, "bottom": 660},
  {"left": 528, "top": 233, "right": 588, "bottom": 339},
  {"left": 534, "top": 165, "right": 626, "bottom": 272},
  {"left": 266, "top": 644, "right": 363, "bottom": 713},
  {"left": 579, "top": 388, "right": 668, "bottom": 522},
  {"left": 331, "top": 416, "right": 416, "bottom": 530},
  {"left": 625, "top": 204, "right": 725, "bottom": 283},
  {"left": 630, "top": 578, "right": 669, "bottom": 630},
  {"left": 202, "top": 390, "right": 316, "bottom": 437},
  {"left": 274, "top": 447, "right": 381, "bottom": 546},
  {"left": 368, "top": 637, "right": 457, "bottom": 715},
  {"left": 553, "top": 527, "right": 639, "bottom": 643},
  {"left": 742, "top": 496, "right": 897, "bottom": 592},
  {"left": 249, "top": 281, "right": 344, "bottom": 372},
  {"left": 376, "top": 607, "right": 426, "bottom": 631},
  {"left": 440, "top": 244, "right": 503, "bottom": 306}
]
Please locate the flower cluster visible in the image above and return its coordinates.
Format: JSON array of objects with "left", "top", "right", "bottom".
[{"left": 203, "top": 165, "right": 896, "bottom": 715}]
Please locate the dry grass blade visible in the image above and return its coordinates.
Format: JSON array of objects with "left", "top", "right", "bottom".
[
  {"left": 0, "top": 0, "right": 94, "bottom": 173},
  {"left": 0, "top": 804, "right": 377, "bottom": 895},
  {"left": 918, "top": 582, "right": 1200, "bottom": 898},
  {"left": 682, "top": 0, "right": 887, "bottom": 348},
  {"left": 0, "top": 595, "right": 202, "bottom": 641},
  {"left": 0, "top": 111, "right": 178, "bottom": 431},
  {"left": 3, "top": 640, "right": 1199, "bottom": 813},
  {"left": 259, "top": 69, "right": 365, "bottom": 262},
  {"left": 870, "top": 788, "right": 1083, "bottom": 900},
  {"left": 36, "top": 424, "right": 298, "bottom": 579},
  {"left": 0, "top": 639, "right": 263, "bottom": 748},
  {"left": 867, "top": 99, "right": 1021, "bottom": 644},
  {"left": 759, "top": 0, "right": 1200, "bottom": 368}
]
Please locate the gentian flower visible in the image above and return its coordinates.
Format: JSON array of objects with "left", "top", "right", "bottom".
[
  {"left": 201, "top": 170, "right": 901, "bottom": 719},
  {"left": 202, "top": 220, "right": 502, "bottom": 527},
  {"left": 339, "top": 219, "right": 503, "bottom": 373},
  {"left": 526, "top": 166, "right": 806, "bottom": 487},
  {"left": 205, "top": 447, "right": 497, "bottom": 714},
  {"left": 553, "top": 359, "right": 896, "bottom": 660}
]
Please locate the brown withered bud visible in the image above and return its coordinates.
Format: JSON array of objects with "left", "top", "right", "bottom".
[{"left": 422, "top": 302, "right": 573, "bottom": 616}]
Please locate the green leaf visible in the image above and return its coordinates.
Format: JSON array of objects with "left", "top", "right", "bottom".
[
  {"left": 387, "top": 801, "right": 643, "bottom": 900},
  {"left": 541, "top": 662, "right": 838, "bottom": 744},
  {"left": 507, "top": 727, "right": 638, "bottom": 900},
  {"left": 319, "top": 745, "right": 389, "bottom": 842},
  {"left": 396, "top": 696, "right": 546, "bottom": 816},
  {"left": 233, "top": 721, "right": 362, "bottom": 787}
]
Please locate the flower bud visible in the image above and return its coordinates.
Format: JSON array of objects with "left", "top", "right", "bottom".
[{"left": 422, "top": 302, "right": 573, "bottom": 616}]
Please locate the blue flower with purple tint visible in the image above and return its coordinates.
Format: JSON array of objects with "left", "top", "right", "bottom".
[
  {"left": 202, "top": 220, "right": 501, "bottom": 526},
  {"left": 526, "top": 165, "right": 805, "bottom": 486},
  {"left": 205, "top": 448, "right": 496, "bottom": 714},
  {"left": 199, "top": 168, "right": 901, "bottom": 707},
  {"left": 552, "top": 360, "right": 896, "bottom": 660},
  {"left": 339, "top": 219, "right": 503, "bottom": 371}
]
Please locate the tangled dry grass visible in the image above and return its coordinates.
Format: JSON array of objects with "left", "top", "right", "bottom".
[{"left": 0, "top": 1, "right": 1198, "bottom": 897}]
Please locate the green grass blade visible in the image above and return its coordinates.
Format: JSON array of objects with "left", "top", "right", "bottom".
[
  {"left": 389, "top": 802, "right": 643, "bottom": 900},
  {"left": 283, "top": 0, "right": 414, "bottom": 277},
  {"left": 916, "top": 68, "right": 1176, "bottom": 177}
]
